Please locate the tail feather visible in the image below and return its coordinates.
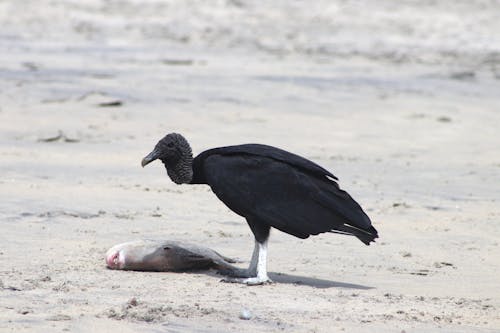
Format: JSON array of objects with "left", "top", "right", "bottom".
[{"left": 330, "top": 224, "right": 378, "bottom": 245}]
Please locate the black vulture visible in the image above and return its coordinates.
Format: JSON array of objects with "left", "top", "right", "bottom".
[{"left": 141, "top": 133, "right": 378, "bottom": 285}]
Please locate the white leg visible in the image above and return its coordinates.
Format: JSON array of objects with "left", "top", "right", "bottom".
[
  {"left": 247, "top": 240, "right": 259, "bottom": 276},
  {"left": 253, "top": 239, "right": 270, "bottom": 282},
  {"left": 221, "top": 239, "right": 272, "bottom": 285}
]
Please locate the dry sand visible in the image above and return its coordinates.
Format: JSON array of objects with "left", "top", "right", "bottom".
[{"left": 1, "top": 1, "right": 499, "bottom": 332}]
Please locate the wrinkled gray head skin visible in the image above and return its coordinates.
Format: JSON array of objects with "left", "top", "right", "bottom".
[{"left": 141, "top": 133, "right": 193, "bottom": 184}]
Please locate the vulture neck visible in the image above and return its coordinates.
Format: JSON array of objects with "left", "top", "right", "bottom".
[{"left": 165, "top": 151, "right": 193, "bottom": 185}]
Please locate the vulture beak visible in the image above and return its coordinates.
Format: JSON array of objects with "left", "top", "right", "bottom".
[{"left": 141, "top": 149, "right": 160, "bottom": 167}]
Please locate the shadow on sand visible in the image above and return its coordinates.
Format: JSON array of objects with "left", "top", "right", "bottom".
[
  {"left": 200, "top": 270, "right": 372, "bottom": 289},
  {"left": 268, "top": 272, "right": 373, "bottom": 289},
  {"left": 109, "top": 267, "right": 372, "bottom": 290}
]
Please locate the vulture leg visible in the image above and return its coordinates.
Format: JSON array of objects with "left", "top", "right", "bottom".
[{"left": 221, "top": 239, "right": 272, "bottom": 285}]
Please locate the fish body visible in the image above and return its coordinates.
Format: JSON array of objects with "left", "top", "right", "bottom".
[{"left": 106, "top": 239, "right": 238, "bottom": 272}]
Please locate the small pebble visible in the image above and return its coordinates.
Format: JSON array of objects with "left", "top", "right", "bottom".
[{"left": 239, "top": 309, "right": 252, "bottom": 320}]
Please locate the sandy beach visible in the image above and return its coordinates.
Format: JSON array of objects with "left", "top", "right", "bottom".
[{"left": 1, "top": 1, "right": 499, "bottom": 332}]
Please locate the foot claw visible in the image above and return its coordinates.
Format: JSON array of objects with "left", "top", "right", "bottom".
[{"left": 220, "top": 276, "right": 273, "bottom": 285}]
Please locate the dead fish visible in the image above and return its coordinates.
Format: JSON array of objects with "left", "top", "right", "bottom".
[{"left": 105, "top": 239, "right": 239, "bottom": 272}]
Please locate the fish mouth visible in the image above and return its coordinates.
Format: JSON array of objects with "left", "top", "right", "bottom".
[{"left": 106, "top": 251, "right": 122, "bottom": 269}]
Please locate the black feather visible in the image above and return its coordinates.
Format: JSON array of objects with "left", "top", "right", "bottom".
[{"left": 191, "top": 145, "right": 378, "bottom": 245}]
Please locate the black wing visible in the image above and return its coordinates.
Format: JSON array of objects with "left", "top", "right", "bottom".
[
  {"left": 195, "top": 144, "right": 338, "bottom": 181},
  {"left": 201, "top": 153, "right": 377, "bottom": 245}
]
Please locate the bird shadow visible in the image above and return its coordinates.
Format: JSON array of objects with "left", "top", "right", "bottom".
[
  {"left": 202, "top": 270, "right": 372, "bottom": 289},
  {"left": 268, "top": 272, "right": 373, "bottom": 289},
  {"left": 109, "top": 267, "right": 372, "bottom": 290}
]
